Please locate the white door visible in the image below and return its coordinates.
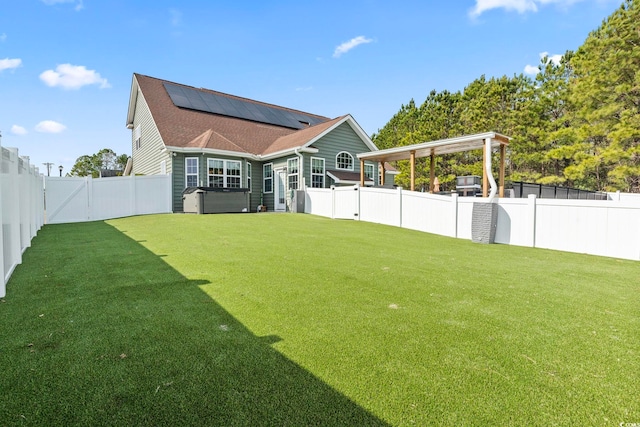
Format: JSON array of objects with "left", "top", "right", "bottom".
[{"left": 274, "top": 168, "right": 287, "bottom": 211}]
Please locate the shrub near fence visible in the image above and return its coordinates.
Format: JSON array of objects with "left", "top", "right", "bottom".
[
  {"left": 0, "top": 147, "right": 45, "bottom": 297},
  {"left": 305, "top": 186, "right": 640, "bottom": 261}
]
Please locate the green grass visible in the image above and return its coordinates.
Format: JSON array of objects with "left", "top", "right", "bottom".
[{"left": 1, "top": 213, "right": 638, "bottom": 426}]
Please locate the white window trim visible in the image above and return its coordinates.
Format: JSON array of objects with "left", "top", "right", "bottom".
[
  {"left": 134, "top": 125, "right": 142, "bottom": 150},
  {"left": 247, "top": 162, "right": 252, "bottom": 193},
  {"left": 263, "top": 163, "right": 273, "bottom": 194},
  {"left": 311, "top": 157, "right": 325, "bottom": 188},
  {"left": 364, "top": 163, "right": 375, "bottom": 180},
  {"left": 185, "top": 157, "right": 199, "bottom": 188},
  {"left": 336, "top": 151, "right": 354, "bottom": 171},
  {"left": 207, "top": 158, "right": 242, "bottom": 188},
  {"left": 287, "top": 157, "right": 299, "bottom": 190}
]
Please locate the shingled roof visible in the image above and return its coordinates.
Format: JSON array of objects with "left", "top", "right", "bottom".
[{"left": 127, "top": 74, "right": 371, "bottom": 158}]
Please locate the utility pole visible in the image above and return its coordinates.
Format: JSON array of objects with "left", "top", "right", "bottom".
[{"left": 43, "top": 162, "right": 54, "bottom": 176}]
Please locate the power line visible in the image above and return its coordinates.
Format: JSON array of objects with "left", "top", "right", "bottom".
[{"left": 42, "top": 162, "right": 54, "bottom": 176}]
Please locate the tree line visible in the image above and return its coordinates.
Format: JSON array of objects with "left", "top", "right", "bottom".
[
  {"left": 372, "top": 0, "right": 639, "bottom": 193},
  {"left": 69, "top": 148, "right": 129, "bottom": 178}
]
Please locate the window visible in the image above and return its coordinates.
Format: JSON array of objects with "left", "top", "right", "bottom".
[
  {"left": 208, "top": 159, "right": 224, "bottom": 187},
  {"left": 336, "top": 151, "right": 354, "bottom": 170},
  {"left": 311, "top": 157, "right": 325, "bottom": 188},
  {"left": 263, "top": 163, "right": 273, "bottom": 193},
  {"left": 207, "top": 159, "right": 241, "bottom": 188},
  {"left": 246, "top": 162, "right": 252, "bottom": 192},
  {"left": 226, "top": 160, "right": 241, "bottom": 188},
  {"left": 364, "top": 163, "right": 375, "bottom": 181},
  {"left": 287, "top": 158, "right": 299, "bottom": 190},
  {"left": 185, "top": 157, "right": 199, "bottom": 187},
  {"left": 134, "top": 125, "right": 141, "bottom": 150}
]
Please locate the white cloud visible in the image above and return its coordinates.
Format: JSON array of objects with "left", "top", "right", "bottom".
[
  {"left": 469, "top": 0, "right": 584, "bottom": 18},
  {"left": 0, "top": 58, "right": 22, "bottom": 72},
  {"left": 295, "top": 86, "right": 313, "bottom": 92},
  {"left": 524, "top": 51, "right": 564, "bottom": 75},
  {"left": 333, "top": 36, "right": 373, "bottom": 58},
  {"left": 0, "top": 33, "right": 6, "bottom": 42},
  {"left": 11, "top": 125, "right": 28, "bottom": 135},
  {"left": 539, "top": 51, "right": 562, "bottom": 65},
  {"left": 524, "top": 64, "right": 540, "bottom": 75},
  {"left": 35, "top": 120, "right": 67, "bottom": 133},
  {"left": 41, "top": 0, "right": 84, "bottom": 11},
  {"left": 40, "top": 64, "right": 110, "bottom": 89}
]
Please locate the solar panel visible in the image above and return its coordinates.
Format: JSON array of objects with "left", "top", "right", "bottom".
[{"left": 163, "top": 82, "right": 324, "bottom": 129}]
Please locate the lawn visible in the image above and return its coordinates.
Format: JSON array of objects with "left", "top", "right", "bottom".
[{"left": 1, "top": 213, "right": 638, "bottom": 426}]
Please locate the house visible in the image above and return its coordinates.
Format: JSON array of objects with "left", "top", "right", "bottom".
[{"left": 125, "top": 73, "right": 395, "bottom": 213}]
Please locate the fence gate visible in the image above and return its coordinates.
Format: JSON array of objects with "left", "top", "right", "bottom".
[
  {"left": 332, "top": 185, "right": 360, "bottom": 220},
  {"left": 45, "top": 177, "right": 90, "bottom": 224}
]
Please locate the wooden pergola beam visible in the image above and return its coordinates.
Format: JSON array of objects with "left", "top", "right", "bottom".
[
  {"left": 429, "top": 149, "right": 435, "bottom": 193},
  {"left": 499, "top": 144, "right": 506, "bottom": 198},
  {"left": 410, "top": 150, "right": 416, "bottom": 191},
  {"left": 355, "top": 132, "right": 511, "bottom": 196}
]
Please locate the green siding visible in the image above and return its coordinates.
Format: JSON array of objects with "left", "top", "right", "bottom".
[
  {"left": 172, "top": 154, "right": 258, "bottom": 212},
  {"left": 302, "top": 121, "right": 377, "bottom": 188},
  {"left": 260, "top": 162, "right": 274, "bottom": 211},
  {"left": 246, "top": 160, "right": 263, "bottom": 212},
  {"left": 384, "top": 171, "right": 397, "bottom": 187}
]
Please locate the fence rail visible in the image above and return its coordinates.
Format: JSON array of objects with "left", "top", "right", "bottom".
[
  {"left": 511, "top": 181, "right": 607, "bottom": 200},
  {"left": 305, "top": 186, "right": 640, "bottom": 261},
  {"left": 1, "top": 147, "right": 45, "bottom": 297}
]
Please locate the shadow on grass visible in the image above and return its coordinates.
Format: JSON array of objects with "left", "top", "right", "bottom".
[{"left": 0, "top": 221, "right": 388, "bottom": 426}]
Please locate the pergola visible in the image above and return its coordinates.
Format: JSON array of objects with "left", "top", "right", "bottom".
[{"left": 358, "top": 131, "right": 510, "bottom": 198}]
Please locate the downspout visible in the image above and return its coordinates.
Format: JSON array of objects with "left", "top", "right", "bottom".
[
  {"left": 291, "top": 148, "right": 303, "bottom": 212},
  {"left": 485, "top": 138, "right": 498, "bottom": 203},
  {"left": 294, "top": 148, "right": 303, "bottom": 189}
]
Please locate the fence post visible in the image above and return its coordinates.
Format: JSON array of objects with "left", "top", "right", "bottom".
[
  {"left": 38, "top": 175, "right": 45, "bottom": 229},
  {"left": 167, "top": 174, "right": 173, "bottom": 212},
  {"left": 86, "top": 176, "right": 92, "bottom": 221},
  {"left": 29, "top": 166, "right": 37, "bottom": 239},
  {"left": 354, "top": 184, "right": 360, "bottom": 221},
  {"left": 527, "top": 194, "right": 537, "bottom": 247},
  {"left": 331, "top": 185, "right": 336, "bottom": 219},
  {"left": 19, "top": 157, "right": 31, "bottom": 252},
  {"left": 452, "top": 193, "right": 459, "bottom": 238},
  {"left": 0, "top": 151, "right": 4, "bottom": 297},
  {"left": 8, "top": 149, "right": 21, "bottom": 268},
  {"left": 397, "top": 186, "right": 403, "bottom": 228}
]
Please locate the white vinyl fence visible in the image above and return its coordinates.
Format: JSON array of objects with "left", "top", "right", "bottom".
[
  {"left": 305, "top": 186, "right": 640, "bottom": 261},
  {"left": 1, "top": 147, "right": 45, "bottom": 297},
  {"left": 45, "top": 174, "right": 172, "bottom": 224}
]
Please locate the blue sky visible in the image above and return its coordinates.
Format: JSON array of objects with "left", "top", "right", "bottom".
[{"left": 0, "top": 0, "right": 623, "bottom": 175}]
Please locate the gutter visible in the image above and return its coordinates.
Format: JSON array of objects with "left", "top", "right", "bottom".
[{"left": 163, "top": 146, "right": 260, "bottom": 160}]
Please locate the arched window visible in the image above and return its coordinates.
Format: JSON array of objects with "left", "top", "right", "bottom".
[{"left": 336, "top": 151, "right": 354, "bottom": 170}]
